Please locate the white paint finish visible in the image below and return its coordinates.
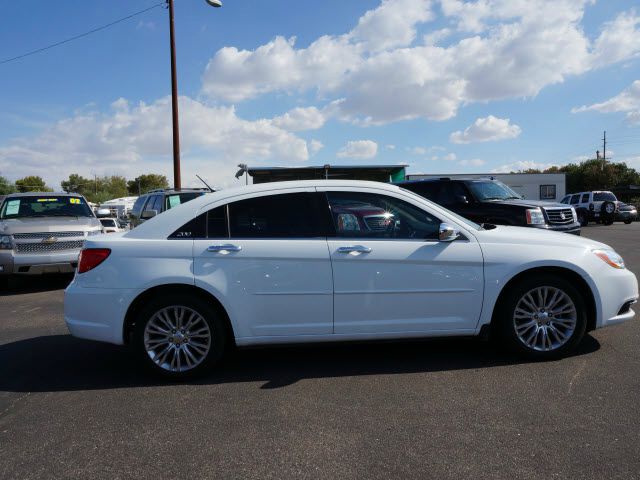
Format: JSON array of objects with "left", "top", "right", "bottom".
[
  {"left": 193, "top": 238, "right": 333, "bottom": 337},
  {"left": 328, "top": 238, "right": 484, "bottom": 333},
  {"left": 63, "top": 180, "right": 638, "bottom": 350}
]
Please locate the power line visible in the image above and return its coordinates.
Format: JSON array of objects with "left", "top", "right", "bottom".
[{"left": 0, "top": 2, "right": 164, "bottom": 66}]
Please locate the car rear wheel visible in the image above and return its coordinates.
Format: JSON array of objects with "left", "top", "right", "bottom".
[
  {"left": 497, "top": 274, "right": 587, "bottom": 360},
  {"left": 134, "top": 294, "right": 226, "bottom": 379},
  {"left": 624, "top": 219, "right": 632, "bottom": 224}
]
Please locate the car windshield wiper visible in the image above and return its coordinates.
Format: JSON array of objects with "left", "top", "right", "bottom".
[{"left": 483, "top": 197, "right": 507, "bottom": 201}]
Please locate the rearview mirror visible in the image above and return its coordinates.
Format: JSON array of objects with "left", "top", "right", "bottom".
[
  {"left": 438, "top": 223, "right": 459, "bottom": 242},
  {"left": 141, "top": 209, "right": 158, "bottom": 220}
]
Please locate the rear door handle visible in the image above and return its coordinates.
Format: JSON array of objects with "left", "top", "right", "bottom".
[
  {"left": 337, "top": 245, "right": 372, "bottom": 254},
  {"left": 207, "top": 244, "right": 242, "bottom": 252}
]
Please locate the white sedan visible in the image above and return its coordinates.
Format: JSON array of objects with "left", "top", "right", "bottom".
[{"left": 64, "top": 180, "right": 638, "bottom": 378}]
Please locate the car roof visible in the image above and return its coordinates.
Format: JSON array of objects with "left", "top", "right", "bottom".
[
  {"left": 125, "top": 180, "right": 401, "bottom": 239},
  {"left": 397, "top": 177, "right": 497, "bottom": 184},
  {"left": 5, "top": 191, "right": 84, "bottom": 198}
]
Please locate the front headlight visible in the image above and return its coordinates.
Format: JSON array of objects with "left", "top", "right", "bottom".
[
  {"left": 0, "top": 235, "right": 12, "bottom": 250},
  {"left": 571, "top": 207, "right": 577, "bottom": 222},
  {"left": 526, "top": 208, "right": 545, "bottom": 225},
  {"left": 593, "top": 249, "right": 625, "bottom": 269}
]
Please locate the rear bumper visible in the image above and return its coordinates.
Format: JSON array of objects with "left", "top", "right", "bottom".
[
  {"left": 0, "top": 250, "right": 80, "bottom": 275},
  {"left": 64, "top": 281, "right": 140, "bottom": 345}
]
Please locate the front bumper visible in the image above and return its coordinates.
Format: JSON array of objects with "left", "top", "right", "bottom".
[
  {"left": 531, "top": 222, "right": 581, "bottom": 235},
  {"left": 595, "top": 267, "right": 638, "bottom": 329},
  {"left": 0, "top": 249, "right": 80, "bottom": 275}
]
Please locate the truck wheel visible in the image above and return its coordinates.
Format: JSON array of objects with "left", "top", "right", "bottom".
[
  {"left": 496, "top": 274, "right": 587, "bottom": 360},
  {"left": 624, "top": 219, "right": 632, "bottom": 224},
  {"left": 577, "top": 212, "right": 588, "bottom": 227}
]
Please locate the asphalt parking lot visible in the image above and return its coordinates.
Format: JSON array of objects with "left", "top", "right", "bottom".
[{"left": 1, "top": 223, "right": 639, "bottom": 480}]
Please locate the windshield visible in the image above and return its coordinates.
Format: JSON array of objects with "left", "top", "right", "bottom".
[
  {"left": 467, "top": 181, "right": 522, "bottom": 201},
  {"left": 0, "top": 196, "right": 93, "bottom": 219},
  {"left": 165, "top": 192, "right": 204, "bottom": 210},
  {"left": 593, "top": 192, "right": 616, "bottom": 202}
]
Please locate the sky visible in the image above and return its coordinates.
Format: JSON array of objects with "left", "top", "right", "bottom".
[{"left": 0, "top": 0, "right": 639, "bottom": 190}]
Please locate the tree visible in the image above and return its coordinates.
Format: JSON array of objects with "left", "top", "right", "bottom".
[
  {"left": 0, "top": 176, "right": 17, "bottom": 195},
  {"left": 15, "top": 176, "right": 51, "bottom": 192},
  {"left": 61, "top": 174, "right": 93, "bottom": 196},
  {"left": 515, "top": 159, "right": 640, "bottom": 195},
  {"left": 61, "top": 174, "right": 130, "bottom": 203},
  {"left": 127, "top": 174, "right": 169, "bottom": 195}
]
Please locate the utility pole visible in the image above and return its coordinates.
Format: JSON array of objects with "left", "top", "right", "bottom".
[
  {"left": 168, "top": 0, "right": 181, "bottom": 190},
  {"left": 602, "top": 130, "right": 607, "bottom": 171},
  {"left": 94, "top": 174, "right": 98, "bottom": 196}
]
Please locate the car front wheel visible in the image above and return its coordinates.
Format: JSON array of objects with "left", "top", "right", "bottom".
[
  {"left": 497, "top": 275, "right": 587, "bottom": 359},
  {"left": 135, "top": 294, "right": 227, "bottom": 378}
]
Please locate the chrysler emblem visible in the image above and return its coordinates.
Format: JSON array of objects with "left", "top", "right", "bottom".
[{"left": 42, "top": 236, "right": 58, "bottom": 244}]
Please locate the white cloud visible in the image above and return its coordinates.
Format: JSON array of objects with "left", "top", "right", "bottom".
[
  {"left": 407, "top": 146, "right": 428, "bottom": 155},
  {"left": 271, "top": 106, "right": 327, "bottom": 131},
  {"left": 309, "top": 139, "right": 324, "bottom": 155},
  {"left": 442, "top": 152, "right": 457, "bottom": 161},
  {"left": 337, "top": 140, "right": 378, "bottom": 159},
  {"left": 350, "top": 0, "right": 434, "bottom": 52},
  {"left": 491, "top": 160, "right": 558, "bottom": 173},
  {"left": 385, "top": 144, "right": 396, "bottom": 150},
  {"left": 0, "top": 96, "right": 310, "bottom": 188},
  {"left": 200, "top": 1, "right": 640, "bottom": 125},
  {"left": 450, "top": 115, "right": 521, "bottom": 144},
  {"left": 572, "top": 79, "right": 640, "bottom": 124},
  {"left": 458, "top": 158, "right": 486, "bottom": 167}
]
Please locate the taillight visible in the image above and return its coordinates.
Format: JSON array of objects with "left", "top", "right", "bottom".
[{"left": 78, "top": 248, "right": 111, "bottom": 274}]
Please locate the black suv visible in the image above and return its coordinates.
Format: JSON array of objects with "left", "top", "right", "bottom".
[
  {"left": 129, "top": 188, "right": 211, "bottom": 228},
  {"left": 396, "top": 178, "right": 581, "bottom": 234}
]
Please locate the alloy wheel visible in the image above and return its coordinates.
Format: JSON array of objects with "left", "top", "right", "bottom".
[
  {"left": 513, "top": 286, "right": 577, "bottom": 352},
  {"left": 143, "top": 306, "right": 212, "bottom": 372}
]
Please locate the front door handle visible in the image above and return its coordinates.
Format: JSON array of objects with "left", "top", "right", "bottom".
[
  {"left": 207, "top": 244, "right": 242, "bottom": 252},
  {"left": 337, "top": 245, "right": 372, "bottom": 254}
]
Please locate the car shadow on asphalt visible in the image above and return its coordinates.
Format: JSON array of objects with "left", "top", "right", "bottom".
[
  {"left": 0, "top": 333, "right": 601, "bottom": 392},
  {"left": 0, "top": 274, "right": 73, "bottom": 297}
]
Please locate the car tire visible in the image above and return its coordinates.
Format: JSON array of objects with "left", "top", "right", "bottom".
[
  {"left": 134, "top": 293, "right": 227, "bottom": 379},
  {"left": 496, "top": 274, "right": 587, "bottom": 360},
  {"left": 0, "top": 275, "right": 9, "bottom": 290},
  {"left": 624, "top": 219, "right": 632, "bottom": 224}
]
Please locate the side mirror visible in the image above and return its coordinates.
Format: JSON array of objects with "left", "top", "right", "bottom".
[
  {"left": 438, "top": 223, "right": 460, "bottom": 242},
  {"left": 141, "top": 209, "right": 158, "bottom": 220}
]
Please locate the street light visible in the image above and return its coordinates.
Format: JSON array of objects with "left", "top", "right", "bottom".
[{"left": 167, "top": 0, "right": 222, "bottom": 190}]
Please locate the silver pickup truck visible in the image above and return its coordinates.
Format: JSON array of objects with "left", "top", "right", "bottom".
[{"left": 0, "top": 192, "right": 102, "bottom": 287}]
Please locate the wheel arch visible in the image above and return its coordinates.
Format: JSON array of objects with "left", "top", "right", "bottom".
[
  {"left": 490, "top": 266, "right": 597, "bottom": 332},
  {"left": 123, "top": 283, "right": 236, "bottom": 346}
]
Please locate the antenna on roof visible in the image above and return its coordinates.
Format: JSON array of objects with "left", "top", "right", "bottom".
[{"left": 195, "top": 174, "right": 214, "bottom": 192}]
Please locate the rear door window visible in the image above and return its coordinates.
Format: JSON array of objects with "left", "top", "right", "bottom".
[
  {"left": 228, "top": 193, "right": 324, "bottom": 238},
  {"left": 581, "top": 193, "right": 590, "bottom": 203}
]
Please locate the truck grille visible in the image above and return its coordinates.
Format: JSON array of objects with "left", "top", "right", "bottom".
[
  {"left": 545, "top": 208, "right": 574, "bottom": 225},
  {"left": 13, "top": 231, "right": 84, "bottom": 239},
  {"left": 364, "top": 215, "right": 392, "bottom": 231},
  {"left": 15, "top": 240, "right": 85, "bottom": 254}
]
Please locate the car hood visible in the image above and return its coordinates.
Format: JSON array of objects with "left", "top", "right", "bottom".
[
  {"left": 475, "top": 225, "right": 610, "bottom": 250},
  {"left": 0, "top": 216, "right": 101, "bottom": 234},
  {"left": 486, "top": 199, "right": 567, "bottom": 209}
]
